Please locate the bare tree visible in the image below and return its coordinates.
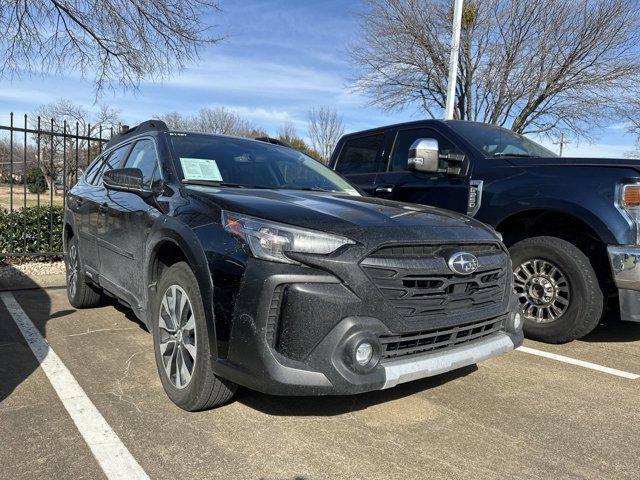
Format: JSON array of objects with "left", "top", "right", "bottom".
[
  {"left": 350, "top": 0, "right": 640, "bottom": 138},
  {"left": 0, "top": 1, "right": 222, "bottom": 93},
  {"left": 277, "top": 121, "right": 322, "bottom": 160},
  {"left": 308, "top": 107, "right": 345, "bottom": 164},
  {"left": 31, "top": 99, "right": 121, "bottom": 194},
  {"left": 160, "top": 107, "right": 266, "bottom": 138}
]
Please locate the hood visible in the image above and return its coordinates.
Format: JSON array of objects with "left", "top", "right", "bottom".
[
  {"left": 507, "top": 157, "right": 640, "bottom": 173},
  {"left": 185, "top": 186, "right": 499, "bottom": 245}
]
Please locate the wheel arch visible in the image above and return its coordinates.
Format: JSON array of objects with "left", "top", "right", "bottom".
[
  {"left": 496, "top": 209, "right": 614, "bottom": 294},
  {"left": 145, "top": 221, "right": 219, "bottom": 359}
]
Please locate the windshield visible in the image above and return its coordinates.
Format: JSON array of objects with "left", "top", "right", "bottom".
[
  {"left": 168, "top": 133, "right": 360, "bottom": 194},
  {"left": 448, "top": 122, "right": 558, "bottom": 158}
]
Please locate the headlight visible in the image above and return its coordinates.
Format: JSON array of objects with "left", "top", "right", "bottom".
[
  {"left": 617, "top": 181, "right": 640, "bottom": 243},
  {"left": 221, "top": 211, "right": 355, "bottom": 264}
]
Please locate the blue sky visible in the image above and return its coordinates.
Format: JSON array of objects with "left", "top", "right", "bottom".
[{"left": 0, "top": 0, "right": 636, "bottom": 157}]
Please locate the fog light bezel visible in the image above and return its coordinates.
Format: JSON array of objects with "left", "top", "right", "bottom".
[{"left": 344, "top": 334, "right": 382, "bottom": 373}]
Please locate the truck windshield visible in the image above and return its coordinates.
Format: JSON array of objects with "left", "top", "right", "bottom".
[
  {"left": 168, "top": 133, "right": 360, "bottom": 195},
  {"left": 448, "top": 121, "right": 558, "bottom": 158}
]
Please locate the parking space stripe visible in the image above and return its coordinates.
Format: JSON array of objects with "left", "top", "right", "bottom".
[
  {"left": 516, "top": 346, "right": 640, "bottom": 380},
  {"left": 0, "top": 292, "right": 149, "bottom": 480}
]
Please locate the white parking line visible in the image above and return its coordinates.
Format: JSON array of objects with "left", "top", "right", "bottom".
[
  {"left": 517, "top": 346, "right": 640, "bottom": 380},
  {"left": 0, "top": 292, "right": 149, "bottom": 480}
]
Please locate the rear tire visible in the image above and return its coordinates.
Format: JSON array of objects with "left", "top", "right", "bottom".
[
  {"left": 152, "top": 261, "right": 236, "bottom": 411},
  {"left": 509, "top": 236, "right": 603, "bottom": 343},
  {"left": 65, "top": 235, "right": 102, "bottom": 308}
]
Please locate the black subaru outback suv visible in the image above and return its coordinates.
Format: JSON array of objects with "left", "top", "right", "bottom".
[{"left": 64, "top": 120, "right": 522, "bottom": 411}]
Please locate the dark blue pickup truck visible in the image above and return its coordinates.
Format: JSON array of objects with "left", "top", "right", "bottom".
[{"left": 329, "top": 120, "right": 640, "bottom": 343}]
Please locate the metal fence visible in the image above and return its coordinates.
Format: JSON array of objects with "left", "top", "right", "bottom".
[{"left": 0, "top": 113, "right": 114, "bottom": 257}]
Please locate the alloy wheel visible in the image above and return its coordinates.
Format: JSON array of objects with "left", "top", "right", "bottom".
[
  {"left": 158, "top": 285, "right": 197, "bottom": 389},
  {"left": 513, "top": 259, "right": 570, "bottom": 323},
  {"left": 67, "top": 244, "right": 78, "bottom": 299}
]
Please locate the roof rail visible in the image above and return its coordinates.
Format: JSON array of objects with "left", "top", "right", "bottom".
[
  {"left": 254, "top": 136, "right": 292, "bottom": 148},
  {"left": 104, "top": 119, "right": 169, "bottom": 150}
]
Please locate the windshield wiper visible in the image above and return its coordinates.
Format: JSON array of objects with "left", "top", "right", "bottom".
[
  {"left": 493, "top": 153, "right": 536, "bottom": 158},
  {"left": 182, "top": 180, "right": 276, "bottom": 189},
  {"left": 271, "top": 185, "right": 335, "bottom": 193}
]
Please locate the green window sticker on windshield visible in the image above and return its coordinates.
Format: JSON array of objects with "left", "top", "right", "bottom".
[{"left": 180, "top": 158, "right": 223, "bottom": 181}]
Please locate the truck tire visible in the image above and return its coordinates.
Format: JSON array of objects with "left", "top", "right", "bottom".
[
  {"left": 65, "top": 235, "right": 102, "bottom": 308},
  {"left": 152, "top": 261, "right": 236, "bottom": 411},
  {"left": 509, "top": 236, "right": 603, "bottom": 343}
]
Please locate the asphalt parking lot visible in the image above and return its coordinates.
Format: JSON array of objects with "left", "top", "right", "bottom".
[{"left": 1, "top": 286, "right": 640, "bottom": 480}]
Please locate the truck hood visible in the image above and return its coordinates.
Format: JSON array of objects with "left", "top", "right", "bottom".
[
  {"left": 185, "top": 186, "right": 499, "bottom": 244},
  {"left": 507, "top": 157, "right": 640, "bottom": 173}
]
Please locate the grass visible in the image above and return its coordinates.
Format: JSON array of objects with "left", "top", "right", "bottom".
[{"left": 0, "top": 184, "right": 64, "bottom": 210}]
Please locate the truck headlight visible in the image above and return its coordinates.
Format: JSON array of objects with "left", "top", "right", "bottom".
[
  {"left": 617, "top": 181, "right": 640, "bottom": 243},
  {"left": 222, "top": 211, "right": 355, "bottom": 264}
]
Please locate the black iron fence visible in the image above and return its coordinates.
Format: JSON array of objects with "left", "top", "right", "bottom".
[{"left": 0, "top": 113, "right": 114, "bottom": 257}]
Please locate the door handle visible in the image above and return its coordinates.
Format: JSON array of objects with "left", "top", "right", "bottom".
[{"left": 374, "top": 185, "right": 394, "bottom": 196}]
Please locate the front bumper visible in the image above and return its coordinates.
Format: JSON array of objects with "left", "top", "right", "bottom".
[
  {"left": 607, "top": 245, "right": 640, "bottom": 322},
  {"left": 212, "top": 259, "right": 523, "bottom": 396}
]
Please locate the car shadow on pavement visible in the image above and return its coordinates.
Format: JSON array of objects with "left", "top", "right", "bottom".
[
  {"left": 0, "top": 266, "right": 52, "bottom": 405},
  {"left": 236, "top": 365, "right": 477, "bottom": 417},
  {"left": 578, "top": 305, "right": 640, "bottom": 343},
  {"left": 582, "top": 320, "right": 640, "bottom": 343},
  {"left": 110, "top": 299, "right": 149, "bottom": 333}
]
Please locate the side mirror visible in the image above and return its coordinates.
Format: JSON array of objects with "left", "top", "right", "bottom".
[
  {"left": 408, "top": 138, "right": 440, "bottom": 173},
  {"left": 103, "top": 168, "right": 146, "bottom": 193}
]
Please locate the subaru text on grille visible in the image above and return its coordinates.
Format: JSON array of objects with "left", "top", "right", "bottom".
[{"left": 63, "top": 120, "right": 523, "bottom": 411}]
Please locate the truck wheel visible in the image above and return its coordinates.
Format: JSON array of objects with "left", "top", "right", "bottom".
[
  {"left": 509, "top": 236, "right": 603, "bottom": 343},
  {"left": 152, "top": 261, "right": 236, "bottom": 411},
  {"left": 65, "top": 235, "right": 102, "bottom": 308}
]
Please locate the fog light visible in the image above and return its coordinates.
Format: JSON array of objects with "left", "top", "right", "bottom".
[
  {"left": 355, "top": 342, "right": 373, "bottom": 366},
  {"left": 513, "top": 312, "right": 522, "bottom": 330}
]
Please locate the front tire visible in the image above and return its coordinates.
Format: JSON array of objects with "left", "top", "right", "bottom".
[
  {"left": 152, "top": 261, "right": 236, "bottom": 411},
  {"left": 65, "top": 235, "right": 102, "bottom": 308},
  {"left": 509, "top": 236, "right": 603, "bottom": 343}
]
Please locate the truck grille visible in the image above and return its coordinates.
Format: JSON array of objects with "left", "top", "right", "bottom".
[
  {"left": 380, "top": 316, "right": 505, "bottom": 360},
  {"left": 361, "top": 242, "right": 509, "bottom": 323}
]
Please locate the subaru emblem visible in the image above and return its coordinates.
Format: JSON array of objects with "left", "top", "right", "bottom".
[{"left": 448, "top": 252, "right": 479, "bottom": 275}]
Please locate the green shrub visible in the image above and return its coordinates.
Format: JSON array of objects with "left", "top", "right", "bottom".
[
  {"left": 26, "top": 168, "right": 48, "bottom": 194},
  {"left": 0, "top": 206, "right": 63, "bottom": 254}
]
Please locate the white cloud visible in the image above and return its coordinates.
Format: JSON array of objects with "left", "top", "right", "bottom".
[{"left": 154, "top": 54, "right": 344, "bottom": 98}]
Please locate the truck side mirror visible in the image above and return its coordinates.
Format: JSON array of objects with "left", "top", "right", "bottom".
[{"left": 408, "top": 138, "right": 440, "bottom": 173}]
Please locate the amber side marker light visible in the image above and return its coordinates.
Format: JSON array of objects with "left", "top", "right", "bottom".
[{"left": 623, "top": 184, "right": 640, "bottom": 207}]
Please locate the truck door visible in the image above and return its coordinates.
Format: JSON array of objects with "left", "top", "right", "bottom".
[
  {"left": 374, "top": 127, "right": 472, "bottom": 214},
  {"left": 333, "top": 132, "right": 387, "bottom": 195}
]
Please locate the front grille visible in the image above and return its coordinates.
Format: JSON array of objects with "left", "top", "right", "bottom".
[
  {"left": 380, "top": 316, "right": 505, "bottom": 360},
  {"left": 361, "top": 242, "right": 509, "bottom": 323},
  {"left": 369, "top": 243, "right": 500, "bottom": 259}
]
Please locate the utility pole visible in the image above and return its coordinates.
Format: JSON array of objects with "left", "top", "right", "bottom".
[
  {"left": 553, "top": 131, "right": 571, "bottom": 157},
  {"left": 445, "top": 0, "right": 464, "bottom": 120}
]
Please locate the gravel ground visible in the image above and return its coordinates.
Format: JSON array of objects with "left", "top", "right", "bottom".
[{"left": 0, "top": 261, "right": 65, "bottom": 278}]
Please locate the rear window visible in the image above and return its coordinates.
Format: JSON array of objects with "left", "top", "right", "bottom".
[{"left": 335, "top": 134, "right": 384, "bottom": 175}]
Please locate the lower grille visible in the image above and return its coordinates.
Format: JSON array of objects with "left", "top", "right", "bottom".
[
  {"left": 380, "top": 316, "right": 505, "bottom": 360},
  {"left": 265, "top": 284, "right": 285, "bottom": 347}
]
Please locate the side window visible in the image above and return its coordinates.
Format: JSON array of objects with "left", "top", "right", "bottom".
[
  {"left": 123, "top": 139, "right": 159, "bottom": 189},
  {"left": 92, "top": 145, "right": 130, "bottom": 186},
  {"left": 84, "top": 155, "right": 105, "bottom": 183},
  {"left": 335, "top": 134, "right": 384, "bottom": 175},
  {"left": 389, "top": 128, "right": 464, "bottom": 172}
]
